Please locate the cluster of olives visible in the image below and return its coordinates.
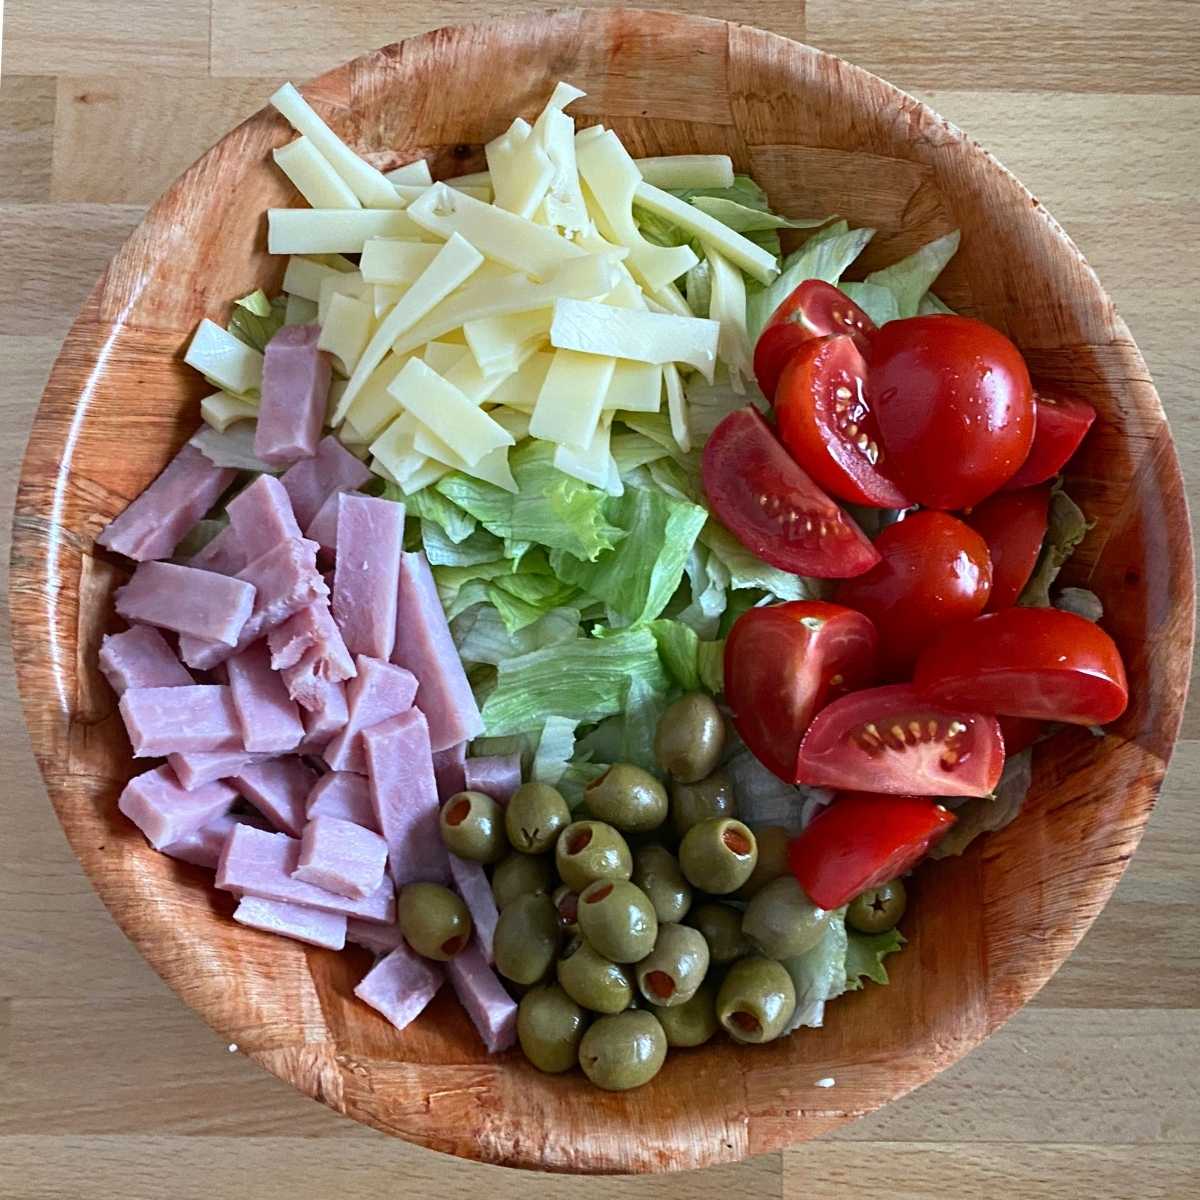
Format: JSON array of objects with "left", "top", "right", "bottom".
[{"left": 410, "top": 692, "right": 906, "bottom": 1091}]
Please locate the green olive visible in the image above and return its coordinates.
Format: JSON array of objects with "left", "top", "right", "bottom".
[
  {"left": 687, "top": 902, "right": 749, "bottom": 965},
  {"left": 490, "top": 851, "right": 553, "bottom": 909},
  {"left": 439, "top": 791, "right": 507, "bottom": 864},
  {"left": 671, "top": 770, "right": 737, "bottom": 839},
  {"left": 517, "top": 984, "right": 588, "bottom": 1074},
  {"left": 556, "top": 936, "right": 634, "bottom": 1013},
  {"left": 654, "top": 693, "right": 725, "bottom": 783},
  {"left": 505, "top": 782, "right": 571, "bottom": 855},
  {"left": 397, "top": 883, "right": 472, "bottom": 961},
  {"left": 554, "top": 820, "right": 632, "bottom": 893},
  {"left": 631, "top": 845, "right": 693, "bottom": 924},
  {"left": 847, "top": 878, "right": 907, "bottom": 933},
  {"left": 552, "top": 883, "right": 580, "bottom": 934},
  {"left": 679, "top": 818, "right": 757, "bottom": 895},
  {"left": 650, "top": 979, "right": 719, "bottom": 1047},
  {"left": 578, "top": 1010, "right": 667, "bottom": 1091},
  {"left": 736, "top": 825, "right": 790, "bottom": 899},
  {"left": 493, "top": 893, "right": 559, "bottom": 985},
  {"left": 584, "top": 764, "right": 669, "bottom": 833},
  {"left": 635, "top": 923, "right": 710, "bottom": 1007},
  {"left": 742, "top": 876, "right": 831, "bottom": 959},
  {"left": 577, "top": 879, "right": 658, "bottom": 963},
  {"left": 716, "top": 956, "right": 796, "bottom": 1044}
]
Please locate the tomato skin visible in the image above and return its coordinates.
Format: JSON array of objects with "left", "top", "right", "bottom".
[
  {"left": 914, "top": 607, "right": 1129, "bottom": 725},
  {"left": 788, "top": 792, "right": 956, "bottom": 910},
  {"left": 867, "top": 316, "right": 1035, "bottom": 509},
  {"left": 701, "top": 407, "right": 881, "bottom": 579},
  {"left": 966, "top": 486, "right": 1050, "bottom": 611},
  {"left": 754, "top": 323, "right": 814, "bottom": 403},
  {"left": 724, "top": 601, "right": 879, "bottom": 783},
  {"left": 836, "top": 511, "right": 993, "bottom": 675},
  {"left": 794, "top": 683, "right": 1006, "bottom": 797},
  {"left": 998, "top": 715, "right": 1044, "bottom": 755},
  {"left": 774, "top": 335, "right": 912, "bottom": 509},
  {"left": 1004, "top": 388, "right": 1097, "bottom": 490}
]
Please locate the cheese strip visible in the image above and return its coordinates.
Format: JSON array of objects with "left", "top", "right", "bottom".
[
  {"left": 603, "top": 361, "right": 662, "bottom": 413},
  {"left": 442, "top": 169, "right": 492, "bottom": 188},
  {"left": 271, "top": 82, "right": 402, "bottom": 209},
  {"left": 387, "top": 359, "right": 515, "bottom": 466},
  {"left": 463, "top": 308, "right": 552, "bottom": 374},
  {"left": 665, "top": 363, "right": 690, "bottom": 452},
  {"left": 554, "top": 411, "right": 615, "bottom": 488},
  {"left": 634, "top": 155, "right": 735, "bottom": 190},
  {"left": 399, "top": 458, "right": 451, "bottom": 495},
  {"left": 575, "top": 125, "right": 606, "bottom": 147},
  {"left": 413, "top": 427, "right": 518, "bottom": 493},
  {"left": 284, "top": 294, "right": 319, "bottom": 325},
  {"left": 647, "top": 280, "right": 693, "bottom": 318},
  {"left": 283, "top": 255, "right": 347, "bottom": 302},
  {"left": 273, "top": 136, "right": 361, "bottom": 209},
  {"left": 185, "top": 319, "right": 264, "bottom": 396},
  {"left": 633, "top": 181, "right": 779, "bottom": 284},
  {"left": 334, "top": 232, "right": 485, "bottom": 422},
  {"left": 201, "top": 391, "right": 259, "bottom": 432},
  {"left": 317, "top": 270, "right": 371, "bottom": 325},
  {"left": 484, "top": 351, "right": 554, "bottom": 412},
  {"left": 487, "top": 117, "right": 550, "bottom": 219},
  {"left": 489, "top": 407, "right": 532, "bottom": 442},
  {"left": 373, "top": 284, "right": 407, "bottom": 318},
  {"left": 318, "top": 293, "right": 373, "bottom": 377},
  {"left": 550, "top": 298, "right": 720, "bottom": 381},
  {"left": 444, "top": 344, "right": 530, "bottom": 404},
  {"left": 342, "top": 353, "right": 410, "bottom": 440},
  {"left": 360, "top": 239, "right": 440, "bottom": 284},
  {"left": 268, "top": 208, "right": 433, "bottom": 254},
  {"left": 385, "top": 160, "right": 433, "bottom": 185},
  {"left": 707, "top": 246, "right": 752, "bottom": 386},
  {"left": 542, "top": 105, "right": 589, "bottom": 234},
  {"left": 529, "top": 350, "right": 616, "bottom": 447},
  {"left": 369, "top": 413, "right": 422, "bottom": 482},
  {"left": 424, "top": 341, "right": 470, "bottom": 374}
]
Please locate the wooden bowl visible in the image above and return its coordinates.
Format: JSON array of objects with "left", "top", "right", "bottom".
[{"left": 9, "top": 8, "right": 1194, "bottom": 1174}]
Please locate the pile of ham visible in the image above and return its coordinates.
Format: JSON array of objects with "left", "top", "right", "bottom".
[{"left": 97, "top": 342, "right": 525, "bottom": 1053}]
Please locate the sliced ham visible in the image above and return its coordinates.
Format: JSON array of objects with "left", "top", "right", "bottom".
[
  {"left": 254, "top": 324, "right": 331, "bottom": 467},
  {"left": 304, "top": 488, "right": 344, "bottom": 552},
  {"left": 433, "top": 741, "right": 468, "bottom": 802},
  {"left": 463, "top": 753, "right": 523, "bottom": 805},
  {"left": 346, "top": 917, "right": 404, "bottom": 957},
  {"left": 99, "top": 626, "right": 192, "bottom": 696},
  {"left": 391, "top": 552, "right": 484, "bottom": 752},
  {"left": 299, "top": 678, "right": 349, "bottom": 749},
  {"left": 226, "top": 474, "right": 302, "bottom": 562},
  {"left": 116, "top": 560, "right": 255, "bottom": 646},
  {"left": 323, "top": 656, "right": 418, "bottom": 774},
  {"left": 162, "top": 809, "right": 266, "bottom": 870},
  {"left": 119, "top": 685, "right": 242, "bottom": 756},
  {"left": 268, "top": 601, "right": 356, "bottom": 711},
  {"left": 227, "top": 641, "right": 304, "bottom": 753},
  {"left": 306, "top": 771, "right": 378, "bottom": 830},
  {"left": 362, "top": 708, "right": 451, "bottom": 887},
  {"left": 449, "top": 856, "right": 500, "bottom": 963},
  {"left": 332, "top": 494, "right": 405, "bottom": 661},
  {"left": 234, "top": 896, "right": 347, "bottom": 950},
  {"left": 188, "top": 524, "right": 247, "bottom": 576},
  {"left": 97, "top": 442, "right": 237, "bottom": 562},
  {"left": 446, "top": 939, "right": 518, "bottom": 1053},
  {"left": 354, "top": 943, "right": 443, "bottom": 1034},
  {"left": 216, "top": 824, "right": 396, "bottom": 922},
  {"left": 167, "top": 749, "right": 260, "bottom": 791},
  {"left": 118, "top": 765, "right": 236, "bottom": 850},
  {"left": 281, "top": 435, "right": 371, "bottom": 527},
  {"left": 294, "top": 815, "right": 389, "bottom": 900},
  {"left": 232, "top": 757, "right": 317, "bottom": 836}
]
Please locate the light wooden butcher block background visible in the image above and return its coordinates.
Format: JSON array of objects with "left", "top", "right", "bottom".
[{"left": 1, "top": 2, "right": 1197, "bottom": 1196}]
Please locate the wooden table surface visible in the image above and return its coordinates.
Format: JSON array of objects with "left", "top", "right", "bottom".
[{"left": 1, "top": 3, "right": 1196, "bottom": 1196}]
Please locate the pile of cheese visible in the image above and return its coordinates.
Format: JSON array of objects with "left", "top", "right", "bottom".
[{"left": 187, "top": 81, "right": 780, "bottom": 495}]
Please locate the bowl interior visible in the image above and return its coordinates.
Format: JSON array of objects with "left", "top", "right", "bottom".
[{"left": 8, "top": 8, "right": 1194, "bottom": 1175}]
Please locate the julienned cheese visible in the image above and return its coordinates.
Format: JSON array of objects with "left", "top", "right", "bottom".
[
  {"left": 602, "top": 360, "right": 662, "bottom": 413},
  {"left": 372, "top": 284, "right": 407, "bottom": 318},
  {"left": 283, "top": 255, "right": 347, "bottom": 302},
  {"left": 634, "top": 155, "right": 735, "bottom": 190},
  {"left": 553, "top": 411, "right": 615, "bottom": 488},
  {"left": 342, "top": 353, "right": 411, "bottom": 440},
  {"left": 317, "top": 271, "right": 372, "bottom": 325},
  {"left": 284, "top": 294, "right": 319, "bottom": 326},
  {"left": 384, "top": 160, "right": 433, "bottom": 186},
  {"left": 318, "top": 292, "right": 373, "bottom": 377},
  {"left": 399, "top": 457, "right": 451, "bottom": 495},
  {"left": 488, "top": 116, "right": 553, "bottom": 220},
  {"left": 706, "top": 246, "right": 752, "bottom": 385},
  {"left": 484, "top": 351, "right": 555, "bottom": 412},
  {"left": 268, "top": 208, "right": 435, "bottom": 254},
  {"left": 411, "top": 426, "right": 518, "bottom": 493},
  {"left": 201, "top": 391, "right": 259, "bottom": 433},
  {"left": 463, "top": 308, "right": 552, "bottom": 374},
  {"left": 423, "top": 341, "right": 471, "bottom": 375},
  {"left": 529, "top": 350, "right": 616, "bottom": 448},
  {"left": 272, "top": 137, "right": 361, "bottom": 209},
  {"left": 665, "top": 363, "right": 690, "bottom": 453},
  {"left": 184, "top": 318, "right": 264, "bottom": 396},
  {"left": 360, "top": 239, "right": 440, "bottom": 284},
  {"left": 444, "top": 346, "right": 531, "bottom": 405}
]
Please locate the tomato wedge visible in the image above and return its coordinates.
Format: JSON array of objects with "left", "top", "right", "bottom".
[
  {"left": 965, "top": 486, "right": 1050, "bottom": 611},
  {"left": 998, "top": 715, "right": 1044, "bottom": 755},
  {"left": 702, "top": 407, "right": 880, "bottom": 579},
  {"left": 914, "top": 607, "right": 1129, "bottom": 725},
  {"left": 788, "top": 792, "right": 956, "bottom": 910},
  {"left": 774, "top": 336, "right": 912, "bottom": 509},
  {"left": 836, "top": 511, "right": 992, "bottom": 675},
  {"left": 724, "top": 601, "right": 879, "bottom": 783},
  {"left": 1004, "top": 388, "right": 1097, "bottom": 490},
  {"left": 794, "top": 684, "right": 1005, "bottom": 797}
]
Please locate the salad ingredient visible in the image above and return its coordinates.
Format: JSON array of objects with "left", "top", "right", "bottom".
[
  {"left": 300, "top": 678, "right": 349, "bottom": 748},
  {"left": 632, "top": 846, "right": 693, "bottom": 923},
  {"left": 491, "top": 851, "right": 553, "bottom": 909},
  {"left": 555, "top": 820, "right": 634, "bottom": 892},
  {"left": 448, "top": 857, "right": 501, "bottom": 961},
  {"left": 636, "top": 923, "right": 710, "bottom": 1006},
  {"left": 553, "top": 884, "right": 581, "bottom": 934},
  {"left": 98, "top": 626, "right": 193, "bottom": 695},
  {"left": 505, "top": 782, "right": 572, "bottom": 854},
  {"left": 679, "top": 817, "right": 758, "bottom": 895},
  {"left": 355, "top": 944, "right": 444, "bottom": 1035},
  {"left": 794, "top": 684, "right": 1005, "bottom": 797},
  {"left": 464, "top": 753, "right": 523, "bottom": 804},
  {"left": 867, "top": 315, "right": 1035, "bottom": 509},
  {"left": 1005, "top": 388, "right": 1097, "bottom": 490},
  {"left": 578, "top": 1010, "right": 668, "bottom": 1091},
  {"left": 184, "top": 318, "right": 265, "bottom": 395},
  {"left": 634, "top": 155, "right": 735, "bottom": 190},
  {"left": 255, "top": 324, "right": 331, "bottom": 466},
  {"left": 227, "top": 476, "right": 301, "bottom": 562},
  {"left": 650, "top": 979, "right": 720, "bottom": 1047},
  {"left": 295, "top": 815, "right": 389, "bottom": 901},
  {"left": 169, "top": 750, "right": 259, "bottom": 793},
  {"left": 914, "top": 607, "right": 1129, "bottom": 725},
  {"left": 966, "top": 486, "right": 1051, "bottom": 611},
  {"left": 118, "top": 685, "right": 242, "bottom": 757},
  {"left": 307, "top": 771, "right": 377, "bottom": 830},
  {"left": 742, "top": 876, "right": 832, "bottom": 959},
  {"left": 845, "top": 878, "right": 907, "bottom": 934},
  {"left": 766, "top": 279, "right": 876, "bottom": 355},
  {"left": 1018, "top": 487, "right": 1091, "bottom": 607},
  {"left": 447, "top": 939, "right": 519, "bottom": 1052},
  {"left": 281, "top": 435, "right": 371, "bottom": 526},
  {"left": 716, "top": 957, "right": 797, "bottom": 1044},
  {"left": 736, "top": 825, "right": 791, "bottom": 900},
  {"left": 117, "top": 767, "right": 236, "bottom": 851},
  {"left": 232, "top": 757, "right": 316, "bottom": 837},
  {"left": 835, "top": 512, "right": 992, "bottom": 674},
  {"left": 584, "top": 765, "right": 669, "bottom": 833},
  {"left": 531, "top": 351, "right": 616, "bottom": 452},
  {"left": 517, "top": 984, "right": 589, "bottom": 1073},
  {"left": 577, "top": 879, "right": 659, "bottom": 963},
  {"left": 233, "top": 896, "right": 347, "bottom": 950},
  {"left": 724, "top": 600, "right": 878, "bottom": 783},
  {"left": 323, "top": 657, "right": 418, "bottom": 773},
  {"left": 930, "top": 747, "right": 1033, "bottom": 859},
  {"left": 269, "top": 601, "right": 357, "bottom": 707},
  {"left": 670, "top": 770, "right": 737, "bottom": 838},
  {"left": 687, "top": 902, "right": 749, "bottom": 965},
  {"left": 346, "top": 917, "right": 405, "bottom": 956},
  {"left": 398, "top": 882, "right": 473, "bottom": 960},
  {"left": 267, "top": 208, "right": 428, "bottom": 255},
  {"left": 227, "top": 642, "right": 305, "bottom": 754},
  {"left": 707, "top": 247, "right": 754, "bottom": 387},
  {"left": 653, "top": 692, "right": 725, "bottom": 783},
  {"left": 557, "top": 937, "right": 634, "bottom": 1013},
  {"left": 494, "top": 892, "right": 560, "bottom": 984},
  {"left": 440, "top": 791, "right": 508, "bottom": 863},
  {"left": 788, "top": 792, "right": 956, "bottom": 909},
  {"left": 360, "top": 238, "right": 441, "bottom": 285},
  {"left": 116, "top": 560, "right": 255, "bottom": 646},
  {"left": 701, "top": 407, "right": 880, "bottom": 579},
  {"left": 998, "top": 715, "right": 1044, "bottom": 756}
]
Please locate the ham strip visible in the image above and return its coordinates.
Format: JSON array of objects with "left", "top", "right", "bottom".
[
  {"left": 433, "top": 741, "right": 468, "bottom": 802},
  {"left": 463, "top": 753, "right": 523, "bottom": 805},
  {"left": 281, "top": 435, "right": 371, "bottom": 527},
  {"left": 234, "top": 896, "right": 347, "bottom": 950},
  {"left": 306, "top": 771, "right": 378, "bottom": 830},
  {"left": 254, "top": 324, "right": 332, "bottom": 467},
  {"left": 99, "top": 626, "right": 192, "bottom": 695},
  {"left": 268, "top": 601, "right": 356, "bottom": 710},
  {"left": 116, "top": 560, "right": 255, "bottom": 646},
  {"left": 449, "top": 856, "right": 500, "bottom": 963},
  {"left": 232, "top": 757, "right": 317, "bottom": 837},
  {"left": 446, "top": 939, "right": 518, "bottom": 1053},
  {"left": 119, "top": 685, "right": 242, "bottom": 756},
  {"left": 304, "top": 488, "right": 345, "bottom": 552},
  {"left": 332, "top": 494, "right": 405, "bottom": 660},
  {"left": 346, "top": 918, "right": 404, "bottom": 957},
  {"left": 167, "top": 749, "right": 261, "bottom": 791},
  {"left": 323, "top": 656, "right": 418, "bottom": 774},
  {"left": 299, "top": 678, "right": 349, "bottom": 749},
  {"left": 294, "top": 815, "right": 389, "bottom": 900},
  {"left": 354, "top": 944, "right": 443, "bottom": 1033},
  {"left": 226, "top": 474, "right": 302, "bottom": 562},
  {"left": 118, "top": 765, "right": 236, "bottom": 850},
  {"left": 162, "top": 810, "right": 265, "bottom": 870},
  {"left": 227, "top": 642, "right": 304, "bottom": 753},
  {"left": 188, "top": 524, "right": 247, "bottom": 576}
]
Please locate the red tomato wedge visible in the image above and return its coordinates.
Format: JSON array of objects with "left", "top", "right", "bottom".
[
  {"left": 836, "top": 511, "right": 993, "bottom": 675},
  {"left": 867, "top": 316, "right": 1035, "bottom": 509},
  {"left": 754, "top": 323, "right": 816, "bottom": 404},
  {"left": 774, "top": 336, "right": 912, "bottom": 509},
  {"left": 965, "top": 486, "right": 1050, "bottom": 611},
  {"left": 794, "top": 684, "right": 1005, "bottom": 797},
  {"left": 724, "top": 601, "right": 879, "bottom": 783},
  {"left": 998, "top": 715, "right": 1044, "bottom": 755},
  {"left": 788, "top": 792, "right": 956, "bottom": 910},
  {"left": 1004, "top": 388, "right": 1097, "bottom": 490},
  {"left": 702, "top": 407, "right": 880, "bottom": 579},
  {"left": 914, "top": 607, "right": 1129, "bottom": 725}
]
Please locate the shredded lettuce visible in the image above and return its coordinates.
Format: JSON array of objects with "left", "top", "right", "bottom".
[
  {"left": 1019, "top": 487, "right": 1091, "bottom": 607},
  {"left": 864, "top": 230, "right": 960, "bottom": 321},
  {"left": 918, "top": 291, "right": 955, "bottom": 316},
  {"left": 838, "top": 281, "right": 901, "bottom": 327},
  {"left": 405, "top": 486, "right": 477, "bottom": 543},
  {"left": 420, "top": 521, "right": 503, "bottom": 567},
  {"left": 1056, "top": 586, "right": 1104, "bottom": 622},
  {"left": 782, "top": 910, "right": 849, "bottom": 1031},
  {"left": 931, "top": 748, "right": 1033, "bottom": 858},
  {"left": 685, "top": 260, "right": 712, "bottom": 317},
  {"left": 701, "top": 524, "right": 826, "bottom": 602},
  {"left": 723, "top": 743, "right": 833, "bottom": 832},
  {"left": 531, "top": 715, "right": 579, "bottom": 785},
  {"left": 228, "top": 290, "right": 287, "bottom": 352},
  {"left": 697, "top": 639, "right": 725, "bottom": 694},
  {"left": 610, "top": 429, "right": 671, "bottom": 475},
  {"left": 844, "top": 927, "right": 906, "bottom": 990},
  {"left": 558, "top": 759, "right": 609, "bottom": 809},
  {"left": 189, "top": 424, "right": 277, "bottom": 473},
  {"left": 683, "top": 377, "right": 769, "bottom": 446},
  {"left": 453, "top": 604, "right": 581, "bottom": 666},
  {"left": 650, "top": 619, "right": 702, "bottom": 691},
  {"left": 690, "top": 196, "right": 828, "bottom": 235}
]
